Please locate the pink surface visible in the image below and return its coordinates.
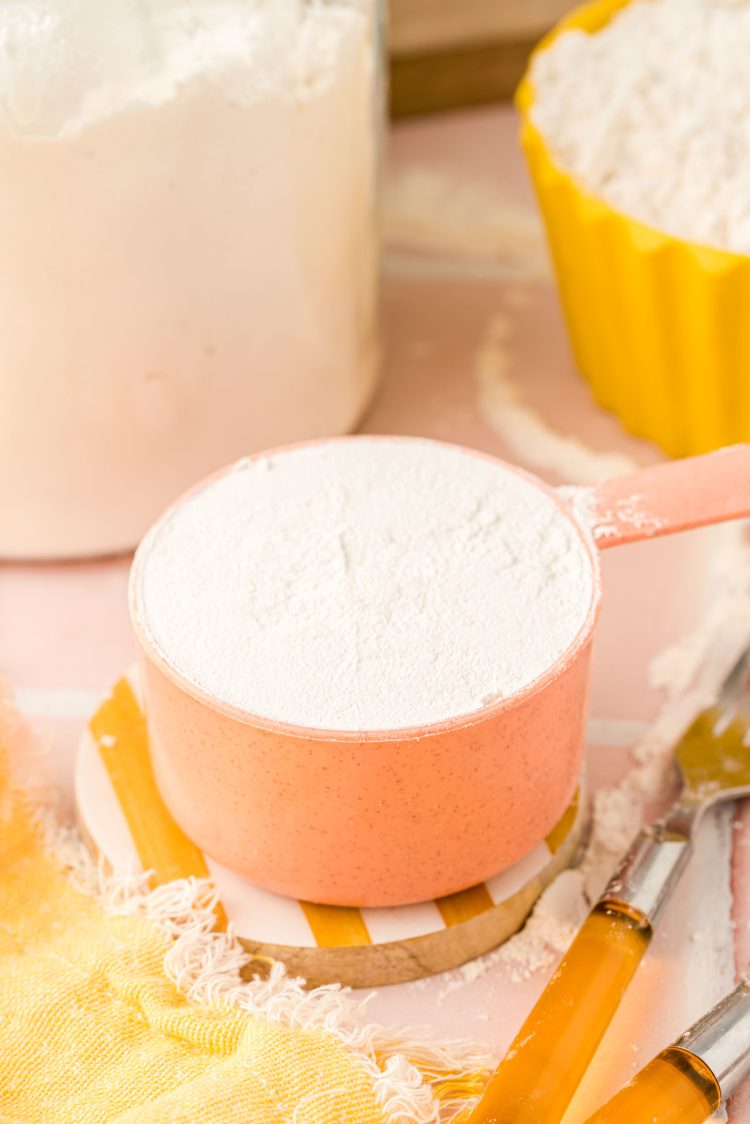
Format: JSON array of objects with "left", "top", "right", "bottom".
[{"left": 1, "top": 103, "right": 748, "bottom": 1116}]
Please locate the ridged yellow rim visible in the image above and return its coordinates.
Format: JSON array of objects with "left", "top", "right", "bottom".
[{"left": 515, "top": 0, "right": 748, "bottom": 274}]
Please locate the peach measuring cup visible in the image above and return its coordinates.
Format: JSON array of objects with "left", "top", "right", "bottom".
[{"left": 130, "top": 441, "right": 750, "bottom": 907}]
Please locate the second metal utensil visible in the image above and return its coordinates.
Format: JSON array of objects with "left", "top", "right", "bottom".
[{"left": 584, "top": 981, "right": 750, "bottom": 1123}]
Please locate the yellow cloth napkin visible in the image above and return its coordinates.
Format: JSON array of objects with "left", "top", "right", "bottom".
[
  {"left": 0, "top": 752, "right": 392, "bottom": 1122},
  {"left": 0, "top": 697, "right": 487, "bottom": 1123}
]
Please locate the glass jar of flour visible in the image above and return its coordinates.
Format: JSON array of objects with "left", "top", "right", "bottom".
[{"left": 0, "top": 0, "right": 383, "bottom": 557}]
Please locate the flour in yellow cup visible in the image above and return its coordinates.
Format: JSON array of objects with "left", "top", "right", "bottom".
[{"left": 517, "top": 0, "right": 750, "bottom": 457}]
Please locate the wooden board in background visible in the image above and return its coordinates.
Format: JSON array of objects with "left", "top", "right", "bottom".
[
  {"left": 388, "top": 0, "right": 574, "bottom": 116},
  {"left": 390, "top": 39, "right": 534, "bottom": 117},
  {"left": 390, "top": 0, "right": 575, "bottom": 54}
]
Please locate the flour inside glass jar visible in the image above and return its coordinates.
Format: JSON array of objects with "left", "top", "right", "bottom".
[{"left": 0, "top": 0, "right": 379, "bottom": 556}]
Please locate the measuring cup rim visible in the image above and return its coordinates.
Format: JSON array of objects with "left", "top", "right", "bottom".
[{"left": 130, "top": 435, "right": 603, "bottom": 744}]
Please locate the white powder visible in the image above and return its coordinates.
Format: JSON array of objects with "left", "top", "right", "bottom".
[
  {"left": 561, "top": 485, "right": 668, "bottom": 544},
  {"left": 531, "top": 0, "right": 750, "bottom": 253},
  {"left": 0, "top": 1, "right": 378, "bottom": 557},
  {"left": 476, "top": 314, "right": 639, "bottom": 486},
  {"left": 385, "top": 169, "right": 551, "bottom": 283},
  {"left": 0, "top": 1, "right": 371, "bottom": 136},
  {"left": 133, "top": 438, "right": 596, "bottom": 732}
]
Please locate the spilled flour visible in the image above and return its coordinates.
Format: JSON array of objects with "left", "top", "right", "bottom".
[
  {"left": 385, "top": 169, "right": 551, "bottom": 283},
  {"left": 560, "top": 483, "right": 668, "bottom": 545},
  {"left": 385, "top": 170, "right": 640, "bottom": 487},
  {"left": 385, "top": 170, "right": 646, "bottom": 488},
  {"left": 476, "top": 313, "right": 638, "bottom": 486}
]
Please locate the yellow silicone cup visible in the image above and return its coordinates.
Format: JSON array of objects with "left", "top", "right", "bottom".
[{"left": 516, "top": 0, "right": 750, "bottom": 457}]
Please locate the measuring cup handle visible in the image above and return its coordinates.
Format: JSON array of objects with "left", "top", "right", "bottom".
[{"left": 569, "top": 445, "right": 750, "bottom": 549}]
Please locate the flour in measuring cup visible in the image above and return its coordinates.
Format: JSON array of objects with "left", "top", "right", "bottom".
[
  {"left": 531, "top": 0, "right": 750, "bottom": 253},
  {"left": 135, "top": 438, "right": 596, "bottom": 731}
]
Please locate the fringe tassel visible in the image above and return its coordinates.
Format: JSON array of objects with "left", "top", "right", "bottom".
[
  {"left": 60, "top": 842, "right": 493, "bottom": 1122},
  {"left": 1, "top": 685, "right": 491, "bottom": 1123}
]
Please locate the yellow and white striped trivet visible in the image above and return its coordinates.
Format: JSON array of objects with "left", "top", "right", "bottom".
[{"left": 75, "top": 671, "right": 588, "bottom": 988}]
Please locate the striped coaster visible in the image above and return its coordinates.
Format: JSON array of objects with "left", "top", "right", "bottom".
[{"left": 75, "top": 671, "right": 588, "bottom": 988}]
